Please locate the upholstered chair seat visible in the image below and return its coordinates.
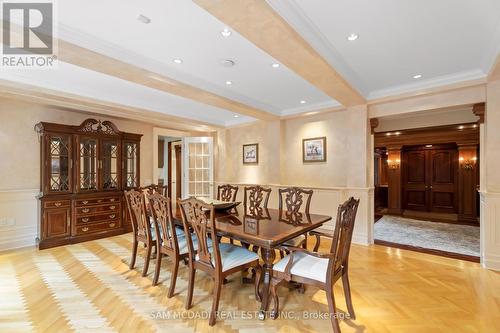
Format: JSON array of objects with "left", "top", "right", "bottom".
[
  {"left": 196, "top": 243, "right": 259, "bottom": 272},
  {"left": 273, "top": 251, "right": 330, "bottom": 283}
]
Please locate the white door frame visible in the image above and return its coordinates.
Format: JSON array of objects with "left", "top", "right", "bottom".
[{"left": 151, "top": 127, "right": 189, "bottom": 186}]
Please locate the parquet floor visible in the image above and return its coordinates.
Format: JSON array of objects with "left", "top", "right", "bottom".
[{"left": 1, "top": 233, "right": 499, "bottom": 333}]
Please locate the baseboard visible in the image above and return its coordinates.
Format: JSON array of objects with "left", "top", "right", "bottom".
[
  {"left": 352, "top": 233, "right": 371, "bottom": 246},
  {"left": 482, "top": 253, "right": 500, "bottom": 271},
  {"left": 0, "top": 232, "right": 37, "bottom": 250}
]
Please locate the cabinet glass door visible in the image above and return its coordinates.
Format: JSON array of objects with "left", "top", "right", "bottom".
[
  {"left": 102, "top": 140, "right": 120, "bottom": 190},
  {"left": 79, "top": 137, "right": 98, "bottom": 191},
  {"left": 124, "top": 142, "right": 139, "bottom": 188},
  {"left": 47, "top": 135, "right": 71, "bottom": 193}
]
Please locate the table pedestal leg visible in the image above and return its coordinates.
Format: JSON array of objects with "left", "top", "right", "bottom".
[{"left": 258, "top": 247, "right": 276, "bottom": 320}]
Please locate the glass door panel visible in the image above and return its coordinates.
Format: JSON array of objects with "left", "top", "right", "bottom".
[
  {"left": 48, "top": 135, "right": 71, "bottom": 192},
  {"left": 183, "top": 137, "right": 213, "bottom": 198},
  {"left": 124, "top": 142, "right": 138, "bottom": 188},
  {"left": 102, "top": 140, "right": 120, "bottom": 190},
  {"left": 79, "top": 137, "right": 98, "bottom": 191}
]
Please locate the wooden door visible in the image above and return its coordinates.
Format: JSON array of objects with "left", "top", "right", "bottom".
[
  {"left": 429, "top": 149, "right": 457, "bottom": 213},
  {"left": 403, "top": 146, "right": 458, "bottom": 213},
  {"left": 44, "top": 207, "right": 71, "bottom": 239},
  {"left": 403, "top": 150, "right": 428, "bottom": 211}
]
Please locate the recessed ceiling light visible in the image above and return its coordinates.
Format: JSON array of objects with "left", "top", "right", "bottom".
[
  {"left": 347, "top": 33, "right": 359, "bottom": 41},
  {"left": 300, "top": 100, "right": 306, "bottom": 104},
  {"left": 272, "top": 63, "right": 280, "bottom": 68},
  {"left": 413, "top": 74, "right": 422, "bottom": 79},
  {"left": 233, "top": 114, "right": 239, "bottom": 118},
  {"left": 173, "top": 58, "right": 183, "bottom": 64},
  {"left": 221, "top": 28, "right": 231, "bottom": 38},
  {"left": 137, "top": 14, "right": 151, "bottom": 24},
  {"left": 225, "top": 80, "right": 232, "bottom": 85}
]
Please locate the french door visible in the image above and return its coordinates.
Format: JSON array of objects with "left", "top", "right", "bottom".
[
  {"left": 182, "top": 137, "right": 213, "bottom": 199},
  {"left": 402, "top": 146, "right": 458, "bottom": 213}
]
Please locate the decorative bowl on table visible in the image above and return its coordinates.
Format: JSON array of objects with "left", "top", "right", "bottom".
[{"left": 196, "top": 197, "right": 241, "bottom": 211}]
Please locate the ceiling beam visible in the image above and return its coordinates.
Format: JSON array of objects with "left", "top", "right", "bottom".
[
  {"left": 58, "top": 40, "right": 277, "bottom": 121},
  {"left": 0, "top": 79, "right": 220, "bottom": 132},
  {"left": 194, "top": 0, "right": 365, "bottom": 107}
]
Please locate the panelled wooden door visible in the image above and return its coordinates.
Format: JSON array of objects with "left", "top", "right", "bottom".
[{"left": 403, "top": 146, "right": 458, "bottom": 213}]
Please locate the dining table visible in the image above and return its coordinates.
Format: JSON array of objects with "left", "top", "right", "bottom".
[{"left": 173, "top": 204, "right": 332, "bottom": 319}]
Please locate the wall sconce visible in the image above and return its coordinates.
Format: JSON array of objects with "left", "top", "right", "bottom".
[
  {"left": 459, "top": 156, "right": 477, "bottom": 170},
  {"left": 387, "top": 158, "right": 400, "bottom": 170}
]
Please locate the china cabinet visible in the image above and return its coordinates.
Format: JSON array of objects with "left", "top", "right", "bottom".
[{"left": 35, "top": 118, "right": 142, "bottom": 249}]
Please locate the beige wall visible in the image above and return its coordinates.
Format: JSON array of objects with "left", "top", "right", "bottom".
[
  {"left": 216, "top": 107, "right": 374, "bottom": 245},
  {"left": 0, "top": 98, "right": 155, "bottom": 191}
]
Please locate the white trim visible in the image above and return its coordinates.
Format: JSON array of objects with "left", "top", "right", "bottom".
[
  {"left": 280, "top": 100, "right": 342, "bottom": 117},
  {"left": 367, "top": 70, "right": 487, "bottom": 101}
]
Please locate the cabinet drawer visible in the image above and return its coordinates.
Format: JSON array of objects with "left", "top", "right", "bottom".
[
  {"left": 75, "top": 197, "right": 120, "bottom": 207},
  {"left": 76, "top": 203, "right": 121, "bottom": 215},
  {"left": 44, "top": 200, "right": 71, "bottom": 209},
  {"left": 76, "top": 220, "right": 120, "bottom": 235},
  {"left": 77, "top": 212, "right": 120, "bottom": 224}
]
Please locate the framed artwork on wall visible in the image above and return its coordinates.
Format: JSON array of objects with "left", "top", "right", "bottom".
[
  {"left": 303, "top": 136, "right": 326, "bottom": 162},
  {"left": 242, "top": 143, "right": 259, "bottom": 164}
]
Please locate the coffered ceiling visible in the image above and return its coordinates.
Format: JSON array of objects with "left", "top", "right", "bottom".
[{"left": 1, "top": 0, "right": 499, "bottom": 128}]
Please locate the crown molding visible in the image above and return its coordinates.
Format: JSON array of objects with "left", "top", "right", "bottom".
[
  {"left": 280, "top": 100, "right": 342, "bottom": 117},
  {"left": 367, "top": 72, "right": 487, "bottom": 103}
]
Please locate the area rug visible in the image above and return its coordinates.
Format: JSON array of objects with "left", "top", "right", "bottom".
[{"left": 374, "top": 215, "right": 480, "bottom": 257}]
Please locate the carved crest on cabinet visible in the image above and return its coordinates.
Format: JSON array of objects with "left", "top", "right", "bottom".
[{"left": 77, "top": 119, "right": 120, "bottom": 136}]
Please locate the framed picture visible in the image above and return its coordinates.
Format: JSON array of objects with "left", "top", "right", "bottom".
[
  {"left": 303, "top": 137, "right": 327, "bottom": 162},
  {"left": 242, "top": 143, "right": 258, "bottom": 164}
]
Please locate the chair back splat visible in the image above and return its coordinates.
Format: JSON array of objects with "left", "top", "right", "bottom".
[
  {"left": 147, "top": 192, "right": 177, "bottom": 252},
  {"left": 124, "top": 189, "right": 151, "bottom": 241},
  {"left": 328, "top": 197, "right": 360, "bottom": 282},
  {"left": 217, "top": 184, "right": 238, "bottom": 202},
  {"left": 179, "top": 197, "right": 221, "bottom": 270}
]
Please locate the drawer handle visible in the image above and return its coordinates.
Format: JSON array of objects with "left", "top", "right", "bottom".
[
  {"left": 82, "top": 200, "right": 89, "bottom": 205},
  {"left": 54, "top": 202, "right": 62, "bottom": 207},
  {"left": 109, "top": 205, "right": 116, "bottom": 210},
  {"left": 110, "top": 198, "right": 115, "bottom": 202},
  {"left": 82, "top": 217, "right": 90, "bottom": 223},
  {"left": 109, "top": 222, "right": 116, "bottom": 228},
  {"left": 109, "top": 214, "right": 116, "bottom": 219},
  {"left": 82, "top": 208, "right": 90, "bottom": 213},
  {"left": 82, "top": 227, "right": 89, "bottom": 232},
  {"left": 98, "top": 199, "right": 103, "bottom": 203}
]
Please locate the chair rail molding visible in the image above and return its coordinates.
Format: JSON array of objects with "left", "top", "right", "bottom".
[{"left": 0, "top": 189, "right": 39, "bottom": 251}]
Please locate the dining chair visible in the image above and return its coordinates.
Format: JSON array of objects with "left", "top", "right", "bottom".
[
  {"left": 244, "top": 185, "right": 272, "bottom": 214},
  {"left": 148, "top": 192, "right": 196, "bottom": 296},
  {"left": 179, "top": 197, "right": 262, "bottom": 326},
  {"left": 269, "top": 197, "right": 360, "bottom": 333},
  {"left": 124, "top": 189, "right": 156, "bottom": 277},
  {"left": 217, "top": 184, "right": 239, "bottom": 202},
  {"left": 142, "top": 184, "right": 168, "bottom": 197},
  {"left": 278, "top": 187, "right": 314, "bottom": 248}
]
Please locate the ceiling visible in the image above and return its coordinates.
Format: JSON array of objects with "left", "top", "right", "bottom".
[{"left": 1, "top": 0, "right": 499, "bottom": 127}]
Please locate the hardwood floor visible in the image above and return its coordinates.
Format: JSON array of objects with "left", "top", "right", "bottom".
[{"left": 1, "top": 233, "right": 500, "bottom": 332}]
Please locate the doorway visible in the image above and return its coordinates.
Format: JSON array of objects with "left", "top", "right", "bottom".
[
  {"left": 373, "top": 121, "right": 480, "bottom": 261},
  {"left": 158, "top": 136, "right": 182, "bottom": 205}
]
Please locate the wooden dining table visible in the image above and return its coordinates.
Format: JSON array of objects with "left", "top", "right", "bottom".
[{"left": 173, "top": 204, "right": 332, "bottom": 319}]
